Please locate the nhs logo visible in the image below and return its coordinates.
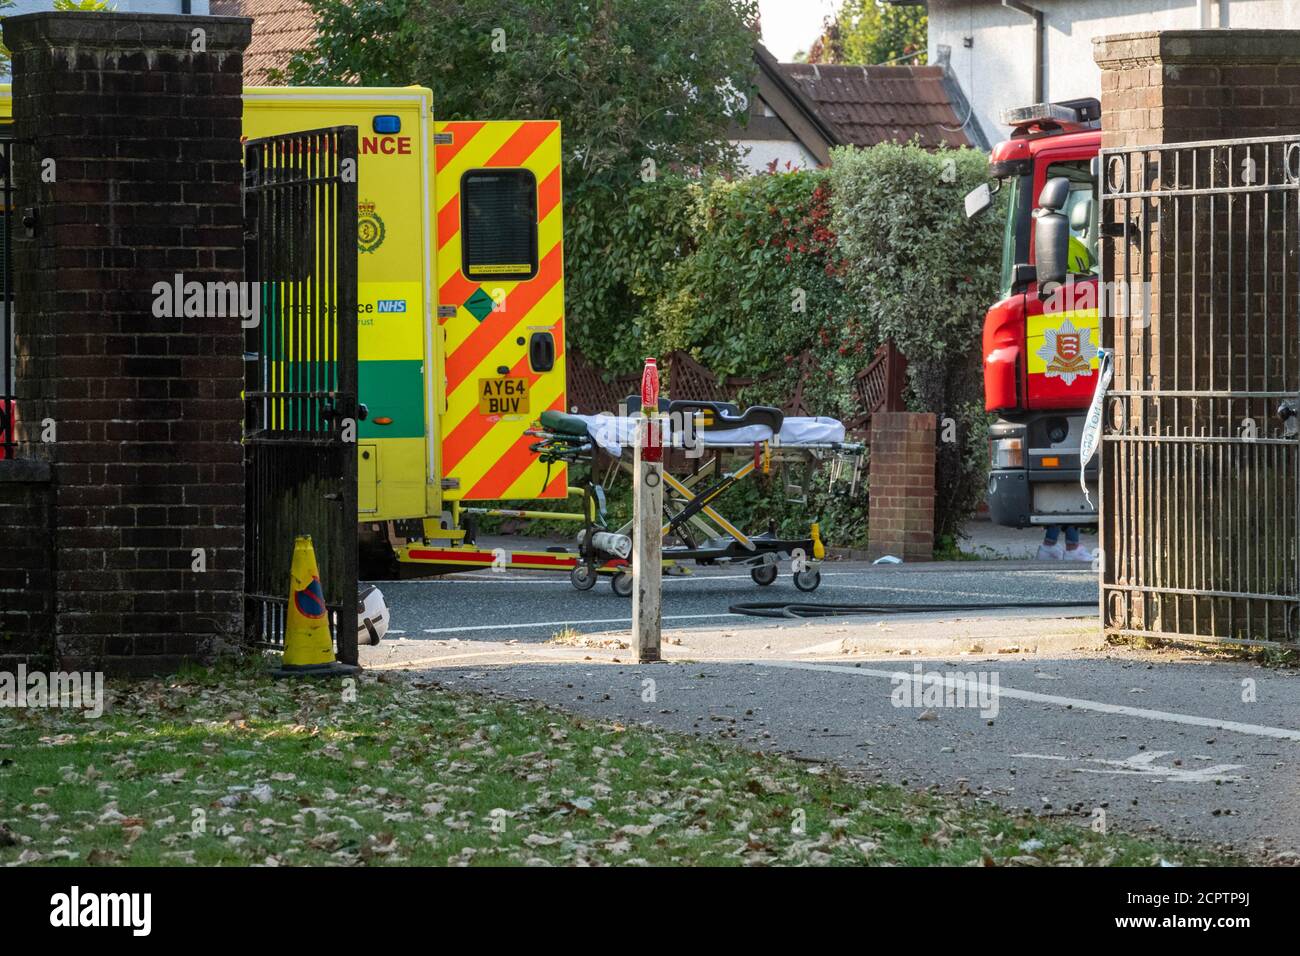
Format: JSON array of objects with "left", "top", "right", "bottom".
[{"left": 376, "top": 299, "right": 407, "bottom": 313}]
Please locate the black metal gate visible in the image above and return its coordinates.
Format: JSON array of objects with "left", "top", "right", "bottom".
[
  {"left": 1, "top": 136, "right": 15, "bottom": 459},
  {"left": 1100, "top": 134, "right": 1300, "bottom": 647},
  {"left": 244, "top": 127, "right": 360, "bottom": 663}
]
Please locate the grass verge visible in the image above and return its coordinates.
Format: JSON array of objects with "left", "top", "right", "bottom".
[{"left": 0, "top": 660, "right": 1237, "bottom": 866}]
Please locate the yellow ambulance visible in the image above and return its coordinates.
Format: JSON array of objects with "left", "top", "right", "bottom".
[{"left": 0, "top": 84, "right": 573, "bottom": 572}]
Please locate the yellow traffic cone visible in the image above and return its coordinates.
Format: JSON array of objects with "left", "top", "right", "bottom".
[{"left": 272, "top": 535, "right": 359, "bottom": 677}]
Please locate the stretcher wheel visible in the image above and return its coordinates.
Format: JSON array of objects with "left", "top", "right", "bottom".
[
  {"left": 793, "top": 569, "right": 821, "bottom": 592},
  {"left": 611, "top": 571, "right": 634, "bottom": 597},
  {"left": 570, "top": 565, "right": 597, "bottom": 591},
  {"left": 751, "top": 564, "right": 778, "bottom": 586}
]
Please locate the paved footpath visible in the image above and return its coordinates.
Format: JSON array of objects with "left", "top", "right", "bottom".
[{"left": 363, "top": 560, "right": 1300, "bottom": 860}]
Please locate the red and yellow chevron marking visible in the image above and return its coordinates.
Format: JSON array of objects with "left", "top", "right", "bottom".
[
  {"left": 435, "top": 120, "right": 567, "bottom": 501},
  {"left": 397, "top": 545, "right": 629, "bottom": 575}
]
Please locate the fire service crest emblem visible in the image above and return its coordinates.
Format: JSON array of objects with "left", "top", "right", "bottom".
[{"left": 1036, "top": 318, "right": 1098, "bottom": 386}]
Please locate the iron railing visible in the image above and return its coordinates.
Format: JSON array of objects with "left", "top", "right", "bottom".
[
  {"left": 1100, "top": 134, "right": 1300, "bottom": 647},
  {"left": 1, "top": 137, "right": 14, "bottom": 459},
  {"left": 243, "top": 127, "right": 359, "bottom": 663}
]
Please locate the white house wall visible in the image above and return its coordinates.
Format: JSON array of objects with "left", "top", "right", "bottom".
[
  {"left": 929, "top": 0, "right": 1300, "bottom": 148},
  {"left": 734, "top": 138, "right": 821, "bottom": 173}
]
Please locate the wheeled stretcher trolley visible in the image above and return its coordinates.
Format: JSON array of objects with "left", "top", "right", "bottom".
[{"left": 526, "top": 397, "right": 865, "bottom": 595}]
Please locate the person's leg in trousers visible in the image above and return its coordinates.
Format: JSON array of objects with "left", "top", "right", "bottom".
[
  {"left": 1061, "top": 524, "right": 1092, "bottom": 561},
  {"left": 1037, "top": 524, "right": 1064, "bottom": 559}
]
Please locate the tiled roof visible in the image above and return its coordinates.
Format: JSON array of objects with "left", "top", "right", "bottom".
[
  {"left": 211, "top": 0, "right": 316, "bottom": 85},
  {"left": 778, "top": 63, "right": 972, "bottom": 150}
]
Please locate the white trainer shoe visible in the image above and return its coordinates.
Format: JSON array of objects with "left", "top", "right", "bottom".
[
  {"left": 1036, "top": 542, "right": 1065, "bottom": 560},
  {"left": 1063, "top": 546, "right": 1093, "bottom": 562}
]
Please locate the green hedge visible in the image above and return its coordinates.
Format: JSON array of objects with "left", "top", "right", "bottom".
[{"left": 826, "top": 144, "right": 1003, "bottom": 544}]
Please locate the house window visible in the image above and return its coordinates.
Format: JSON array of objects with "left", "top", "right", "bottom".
[{"left": 460, "top": 169, "right": 538, "bottom": 281}]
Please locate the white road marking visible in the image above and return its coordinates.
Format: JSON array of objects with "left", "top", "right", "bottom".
[
  {"left": 420, "top": 613, "right": 741, "bottom": 635},
  {"left": 752, "top": 660, "right": 1300, "bottom": 742},
  {"left": 1013, "top": 752, "right": 1068, "bottom": 761},
  {"left": 367, "top": 649, "right": 554, "bottom": 669},
  {"left": 1016, "top": 750, "right": 1243, "bottom": 783}
]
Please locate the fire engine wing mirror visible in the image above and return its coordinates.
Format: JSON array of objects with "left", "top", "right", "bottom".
[
  {"left": 964, "top": 181, "right": 993, "bottom": 219},
  {"left": 1034, "top": 208, "right": 1071, "bottom": 291},
  {"left": 1034, "top": 177, "right": 1072, "bottom": 291}
]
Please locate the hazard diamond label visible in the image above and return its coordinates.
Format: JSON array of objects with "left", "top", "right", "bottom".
[{"left": 463, "top": 287, "right": 495, "bottom": 322}]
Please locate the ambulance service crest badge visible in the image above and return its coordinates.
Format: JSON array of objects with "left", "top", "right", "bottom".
[{"left": 358, "top": 199, "right": 386, "bottom": 254}]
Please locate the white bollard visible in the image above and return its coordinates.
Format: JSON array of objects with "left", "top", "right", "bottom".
[{"left": 633, "top": 357, "right": 662, "bottom": 663}]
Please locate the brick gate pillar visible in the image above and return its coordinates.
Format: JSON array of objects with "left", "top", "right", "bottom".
[
  {"left": 868, "top": 412, "right": 935, "bottom": 563},
  {"left": 2, "top": 12, "right": 252, "bottom": 673},
  {"left": 1092, "top": 30, "right": 1300, "bottom": 642},
  {"left": 1093, "top": 30, "right": 1300, "bottom": 390},
  {"left": 1094, "top": 30, "right": 1300, "bottom": 149}
]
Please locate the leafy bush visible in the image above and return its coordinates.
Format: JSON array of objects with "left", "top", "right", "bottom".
[
  {"left": 647, "top": 171, "right": 848, "bottom": 372},
  {"left": 573, "top": 170, "right": 872, "bottom": 546},
  {"left": 826, "top": 143, "right": 1003, "bottom": 541}
]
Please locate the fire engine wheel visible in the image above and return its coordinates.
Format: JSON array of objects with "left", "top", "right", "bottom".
[
  {"left": 570, "top": 565, "right": 597, "bottom": 591},
  {"left": 750, "top": 564, "right": 778, "bottom": 586},
  {"left": 793, "top": 569, "right": 822, "bottom": 592},
  {"left": 611, "top": 571, "right": 634, "bottom": 598}
]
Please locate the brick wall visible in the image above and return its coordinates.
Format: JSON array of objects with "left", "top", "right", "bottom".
[
  {"left": 0, "top": 12, "right": 252, "bottom": 674},
  {"left": 0, "top": 461, "right": 54, "bottom": 669},
  {"left": 867, "top": 412, "right": 935, "bottom": 563},
  {"left": 1094, "top": 31, "right": 1300, "bottom": 148}
]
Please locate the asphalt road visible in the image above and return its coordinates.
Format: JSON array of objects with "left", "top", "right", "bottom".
[
  {"left": 364, "top": 555, "right": 1300, "bottom": 858},
  {"left": 373, "top": 559, "right": 1098, "bottom": 642},
  {"left": 427, "top": 654, "right": 1300, "bottom": 859}
]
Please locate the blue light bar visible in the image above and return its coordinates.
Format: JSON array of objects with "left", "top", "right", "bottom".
[{"left": 373, "top": 114, "right": 401, "bottom": 135}]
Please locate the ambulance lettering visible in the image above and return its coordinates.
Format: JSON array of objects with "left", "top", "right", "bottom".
[
  {"left": 1036, "top": 317, "right": 1098, "bottom": 387},
  {"left": 361, "top": 135, "right": 412, "bottom": 155}
]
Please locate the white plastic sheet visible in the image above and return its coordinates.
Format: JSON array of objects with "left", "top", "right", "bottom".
[{"left": 568, "top": 413, "right": 847, "bottom": 457}]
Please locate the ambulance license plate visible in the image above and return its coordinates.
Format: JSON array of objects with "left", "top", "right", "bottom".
[{"left": 478, "top": 376, "right": 529, "bottom": 415}]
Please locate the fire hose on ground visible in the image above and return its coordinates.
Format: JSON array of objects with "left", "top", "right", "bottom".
[{"left": 727, "top": 599, "right": 1097, "bottom": 619}]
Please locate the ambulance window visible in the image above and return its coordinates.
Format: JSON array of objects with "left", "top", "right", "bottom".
[{"left": 460, "top": 169, "right": 538, "bottom": 281}]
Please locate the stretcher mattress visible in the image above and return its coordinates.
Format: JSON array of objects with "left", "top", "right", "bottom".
[{"left": 563, "top": 413, "right": 847, "bottom": 457}]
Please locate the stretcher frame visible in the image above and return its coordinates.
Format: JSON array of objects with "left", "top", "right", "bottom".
[
  {"left": 390, "top": 407, "right": 865, "bottom": 594},
  {"left": 532, "top": 410, "right": 866, "bottom": 594}
]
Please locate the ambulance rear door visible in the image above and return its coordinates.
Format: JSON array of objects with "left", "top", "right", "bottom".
[{"left": 433, "top": 120, "right": 567, "bottom": 501}]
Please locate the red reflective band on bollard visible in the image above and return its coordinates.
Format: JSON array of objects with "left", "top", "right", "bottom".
[
  {"left": 642, "top": 418, "right": 662, "bottom": 463},
  {"left": 641, "top": 357, "right": 662, "bottom": 462}
]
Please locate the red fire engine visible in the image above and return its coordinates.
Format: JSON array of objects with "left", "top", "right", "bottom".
[{"left": 965, "top": 98, "right": 1103, "bottom": 528}]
